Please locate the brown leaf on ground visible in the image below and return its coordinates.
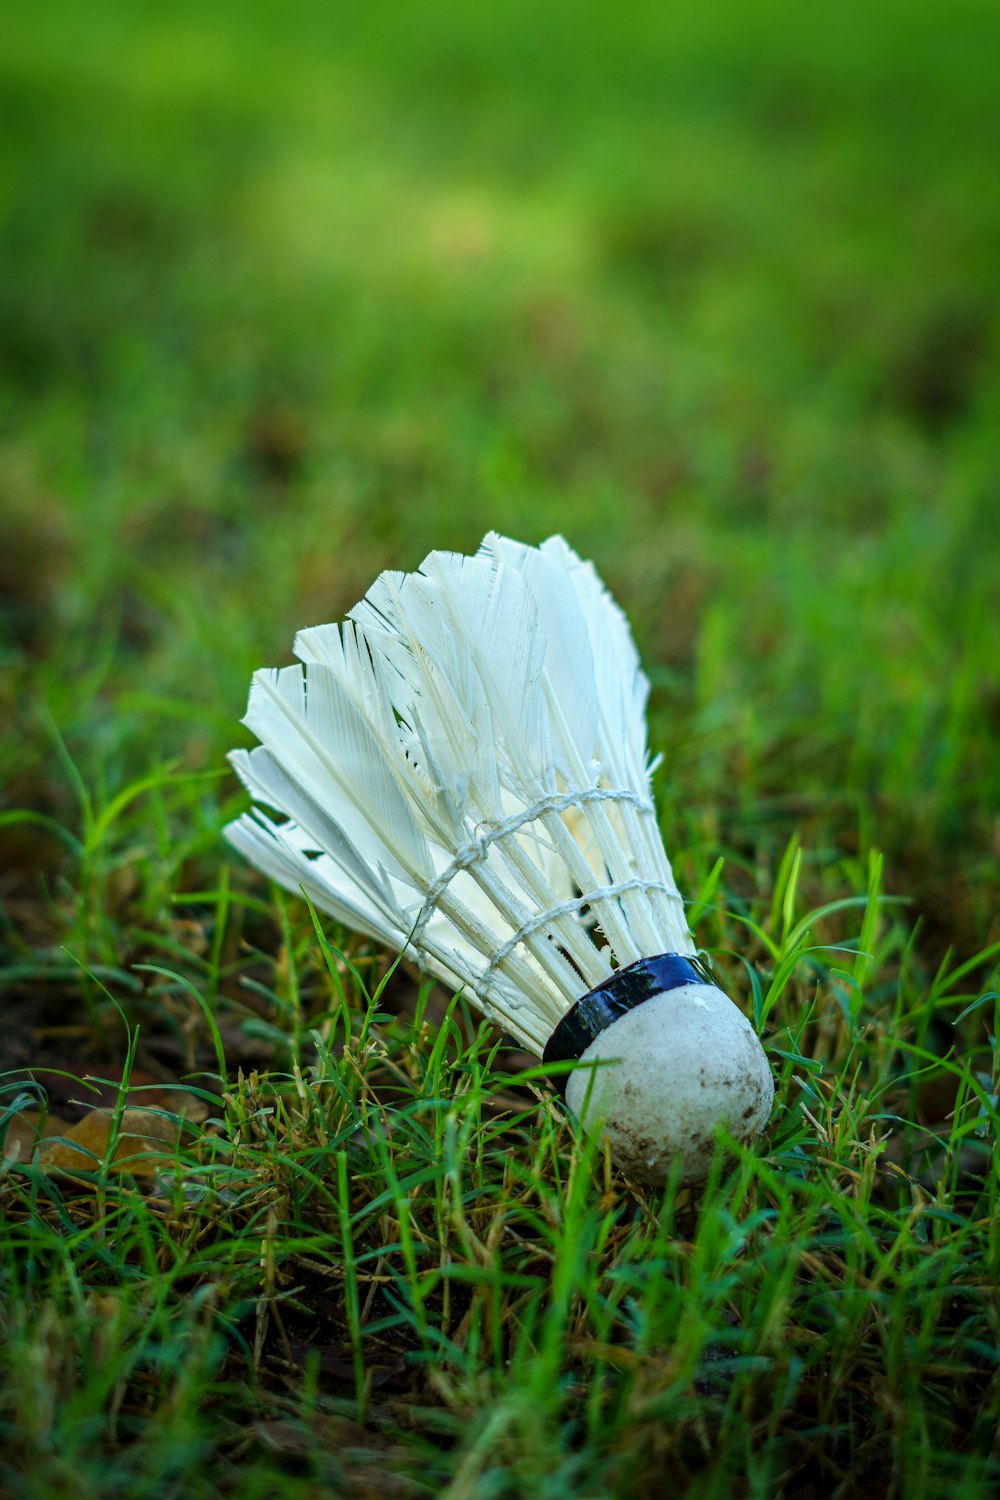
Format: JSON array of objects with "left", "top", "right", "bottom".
[
  {"left": 250, "top": 1416, "right": 421, "bottom": 1496},
  {"left": 253, "top": 1415, "right": 391, "bottom": 1455},
  {"left": 1, "top": 1110, "right": 73, "bottom": 1163},
  {"left": 35, "top": 1108, "right": 184, "bottom": 1176},
  {"left": 4, "top": 1056, "right": 209, "bottom": 1126}
]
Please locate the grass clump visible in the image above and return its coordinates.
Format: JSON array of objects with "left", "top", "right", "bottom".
[{"left": 3, "top": 861, "right": 999, "bottom": 1496}]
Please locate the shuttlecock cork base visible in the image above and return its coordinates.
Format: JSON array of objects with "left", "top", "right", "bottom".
[
  {"left": 543, "top": 954, "right": 774, "bottom": 1184},
  {"left": 225, "top": 531, "right": 774, "bottom": 1185}
]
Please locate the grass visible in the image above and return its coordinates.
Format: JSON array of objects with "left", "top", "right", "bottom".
[{"left": 2, "top": 0, "right": 1000, "bottom": 1494}]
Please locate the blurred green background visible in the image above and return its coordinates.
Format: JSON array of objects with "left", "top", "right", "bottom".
[{"left": 2, "top": 0, "right": 998, "bottom": 963}]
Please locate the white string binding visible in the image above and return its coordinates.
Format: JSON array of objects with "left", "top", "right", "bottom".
[
  {"left": 410, "top": 785, "right": 657, "bottom": 945},
  {"left": 476, "top": 877, "right": 686, "bottom": 1002}
]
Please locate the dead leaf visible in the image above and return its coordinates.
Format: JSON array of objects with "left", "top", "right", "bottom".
[
  {"left": 36, "top": 1108, "right": 183, "bottom": 1176},
  {"left": 2, "top": 1110, "right": 73, "bottom": 1163},
  {"left": 6, "top": 1059, "right": 209, "bottom": 1125},
  {"left": 252, "top": 1413, "right": 398, "bottom": 1458}
]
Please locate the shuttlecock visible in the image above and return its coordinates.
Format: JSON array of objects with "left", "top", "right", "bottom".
[{"left": 225, "top": 533, "right": 773, "bottom": 1183}]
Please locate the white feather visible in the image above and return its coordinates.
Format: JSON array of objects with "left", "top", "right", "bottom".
[{"left": 225, "top": 534, "right": 695, "bottom": 1054}]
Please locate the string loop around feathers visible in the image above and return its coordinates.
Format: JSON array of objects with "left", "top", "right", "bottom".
[
  {"left": 477, "top": 876, "right": 685, "bottom": 1004},
  {"left": 409, "top": 783, "right": 660, "bottom": 949}
]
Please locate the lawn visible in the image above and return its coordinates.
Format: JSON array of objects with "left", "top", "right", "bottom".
[{"left": 2, "top": 1, "right": 1000, "bottom": 1495}]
